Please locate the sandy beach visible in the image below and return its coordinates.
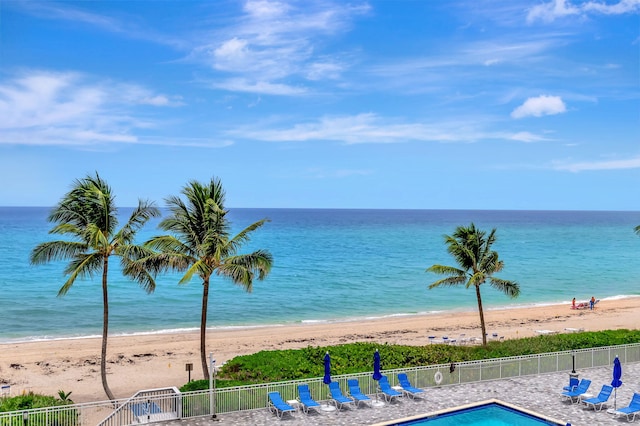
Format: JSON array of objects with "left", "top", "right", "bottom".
[{"left": 1, "top": 298, "right": 638, "bottom": 403}]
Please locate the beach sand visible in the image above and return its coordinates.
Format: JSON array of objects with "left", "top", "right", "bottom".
[{"left": 1, "top": 298, "right": 637, "bottom": 403}]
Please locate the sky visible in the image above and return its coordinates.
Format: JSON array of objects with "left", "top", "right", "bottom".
[{"left": 0, "top": 0, "right": 639, "bottom": 210}]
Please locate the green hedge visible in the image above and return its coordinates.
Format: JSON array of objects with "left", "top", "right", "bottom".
[
  {"left": 181, "top": 329, "right": 640, "bottom": 391},
  {"left": 0, "top": 392, "right": 78, "bottom": 425}
]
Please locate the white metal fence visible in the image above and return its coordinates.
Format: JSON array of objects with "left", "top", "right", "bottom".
[{"left": 1, "top": 343, "right": 638, "bottom": 425}]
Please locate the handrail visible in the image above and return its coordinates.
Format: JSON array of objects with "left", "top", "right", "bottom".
[{"left": 96, "top": 387, "right": 180, "bottom": 426}]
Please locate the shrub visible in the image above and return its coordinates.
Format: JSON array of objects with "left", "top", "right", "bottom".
[
  {"left": 182, "top": 329, "right": 640, "bottom": 388},
  {"left": 0, "top": 391, "right": 78, "bottom": 425}
]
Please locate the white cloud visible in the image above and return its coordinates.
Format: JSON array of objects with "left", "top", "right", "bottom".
[
  {"left": 583, "top": 0, "right": 640, "bottom": 14},
  {"left": 306, "top": 168, "right": 372, "bottom": 179},
  {"left": 306, "top": 61, "right": 344, "bottom": 81},
  {"left": 554, "top": 155, "right": 640, "bottom": 172},
  {"left": 243, "top": 0, "right": 290, "bottom": 18},
  {"left": 511, "top": 95, "right": 567, "bottom": 119},
  {"left": 509, "top": 131, "right": 550, "bottom": 142},
  {"left": 192, "top": 1, "right": 370, "bottom": 94},
  {"left": 10, "top": 1, "right": 184, "bottom": 48},
  {"left": 527, "top": 0, "right": 640, "bottom": 23},
  {"left": 213, "top": 38, "right": 252, "bottom": 71},
  {"left": 229, "top": 113, "right": 526, "bottom": 144},
  {"left": 211, "top": 78, "right": 307, "bottom": 95},
  {"left": 0, "top": 70, "right": 181, "bottom": 146}
]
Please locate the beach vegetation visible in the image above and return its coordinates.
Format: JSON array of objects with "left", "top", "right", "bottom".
[
  {"left": 141, "top": 177, "right": 273, "bottom": 379},
  {"left": 0, "top": 391, "right": 78, "bottom": 424},
  {"left": 426, "top": 224, "right": 520, "bottom": 346},
  {"left": 29, "top": 173, "right": 160, "bottom": 401},
  {"left": 56, "top": 390, "right": 73, "bottom": 403},
  {"left": 179, "top": 330, "right": 640, "bottom": 389}
]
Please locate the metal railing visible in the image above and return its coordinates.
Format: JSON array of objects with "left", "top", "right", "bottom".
[
  {"left": 97, "top": 387, "right": 180, "bottom": 426},
  {"left": 1, "top": 343, "right": 638, "bottom": 425}
]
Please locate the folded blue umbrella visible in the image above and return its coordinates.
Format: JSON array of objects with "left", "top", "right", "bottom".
[{"left": 323, "top": 352, "right": 331, "bottom": 385}]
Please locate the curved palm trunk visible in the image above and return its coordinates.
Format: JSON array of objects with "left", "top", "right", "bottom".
[
  {"left": 200, "top": 277, "right": 210, "bottom": 379},
  {"left": 101, "top": 258, "right": 115, "bottom": 401},
  {"left": 475, "top": 285, "right": 487, "bottom": 346}
]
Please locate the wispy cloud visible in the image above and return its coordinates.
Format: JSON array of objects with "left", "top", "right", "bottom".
[
  {"left": 527, "top": 0, "right": 640, "bottom": 23},
  {"left": 191, "top": 0, "right": 370, "bottom": 95},
  {"left": 0, "top": 70, "right": 181, "bottom": 146},
  {"left": 364, "top": 35, "right": 566, "bottom": 98},
  {"left": 9, "top": 1, "right": 185, "bottom": 48},
  {"left": 306, "top": 167, "right": 372, "bottom": 179},
  {"left": 553, "top": 155, "right": 640, "bottom": 171},
  {"left": 509, "top": 131, "right": 552, "bottom": 142},
  {"left": 229, "top": 112, "right": 546, "bottom": 144},
  {"left": 209, "top": 78, "right": 308, "bottom": 96},
  {"left": 511, "top": 95, "right": 567, "bottom": 119}
]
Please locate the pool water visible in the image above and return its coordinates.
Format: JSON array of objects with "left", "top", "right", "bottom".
[{"left": 391, "top": 402, "right": 565, "bottom": 425}]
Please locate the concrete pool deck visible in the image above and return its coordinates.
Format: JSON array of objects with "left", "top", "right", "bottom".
[{"left": 164, "top": 362, "right": 639, "bottom": 425}]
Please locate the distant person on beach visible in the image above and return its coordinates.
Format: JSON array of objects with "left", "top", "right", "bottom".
[
  {"left": 572, "top": 298, "right": 576, "bottom": 309},
  {"left": 590, "top": 296, "right": 596, "bottom": 310}
]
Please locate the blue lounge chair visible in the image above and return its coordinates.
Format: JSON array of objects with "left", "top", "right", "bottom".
[
  {"left": 267, "top": 391, "right": 296, "bottom": 419},
  {"left": 397, "top": 373, "right": 425, "bottom": 399},
  {"left": 561, "top": 378, "right": 591, "bottom": 403},
  {"left": 582, "top": 385, "right": 612, "bottom": 411},
  {"left": 614, "top": 393, "right": 640, "bottom": 422},
  {"left": 130, "top": 402, "right": 162, "bottom": 416},
  {"left": 130, "top": 402, "right": 148, "bottom": 419},
  {"left": 347, "top": 379, "right": 372, "bottom": 407},
  {"left": 328, "top": 381, "right": 356, "bottom": 410},
  {"left": 378, "top": 376, "right": 402, "bottom": 402},
  {"left": 297, "top": 384, "right": 321, "bottom": 414},
  {"left": 563, "top": 377, "right": 579, "bottom": 392}
]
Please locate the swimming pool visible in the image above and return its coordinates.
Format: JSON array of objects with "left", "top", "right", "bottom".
[{"left": 373, "top": 399, "right": 568, "bottom": 426}]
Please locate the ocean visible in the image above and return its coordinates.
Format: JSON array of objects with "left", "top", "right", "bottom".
[{"left": 1, "top": 207, "right": 639, "bottom": 343}]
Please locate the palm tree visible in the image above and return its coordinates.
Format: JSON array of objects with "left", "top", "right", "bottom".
[
  {"left": 29, "top": 173, "right": 160, "bottom": 400},
  {"left": 426, "top": 223, "right": 520, "bottom": 346},
  {"left": 143, "top": 177, "right": 273, "bottom": 378}
]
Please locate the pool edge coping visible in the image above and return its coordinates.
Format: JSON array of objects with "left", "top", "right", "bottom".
[{"left": 369, "top": 398, "right": 568, "bottom": 426}]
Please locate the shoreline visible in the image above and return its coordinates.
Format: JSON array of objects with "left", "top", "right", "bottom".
[
  {"left": 1, "top": 297, "right": 638, "bottom": 403},
  {"left": 3, "top": 295, "right": 636, "bottom": 345}
]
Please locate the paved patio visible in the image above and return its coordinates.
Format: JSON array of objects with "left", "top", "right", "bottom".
[{"left": 164, "top": 362, "right": 639, "bottom": 425}]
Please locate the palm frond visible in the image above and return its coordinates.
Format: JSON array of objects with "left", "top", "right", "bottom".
[
  {"left": 30, "top": 241, "right": 88, "bottom": 264},
  {"left": 48, "top": 223, "right": 84, "bottom": 238},
  {"left": 178, "top": 260, "right": 212, "bottom": 285},
  {"left": 490, "top": 277, "right": 520, "bottom": 298},
  {"left": 427, "top": 275, "right": 467, "bottom": 289},
  {"left": 116, "top": 201, "right": 160, "bottom": 245},
  {"left": 226, "top": 219, "right": 270, "bottom": 256},
  {"left": 467, "top": 271, "right": 487, "bottom": 288},
  {"left": 58, "top": 253, "right": 103, "bottom": 295},
  {"left": 85, "top": 223, "right": 110, "bottom": 251},
  {"left": 145, "top": 235, "right": 195, "bottom": 257},
  {"left": 139, "top": 252, "right": 193, "bottom": 274},
  {"left": 426, "top": 264, "right": 465, "bottom": 276},
  {"left": 121, "top": 258, "right": 156, "bottom": 294}
]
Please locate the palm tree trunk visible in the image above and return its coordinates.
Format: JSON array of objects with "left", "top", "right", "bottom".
[
  {"left": 101, "top": 258, "right": 115, "bottom": 401},
  {"left": 200, "top": 277, "right": 210, "bottom": 379},
  {"left": 475, "top": 285, "right": 487, "bottom": 346}
]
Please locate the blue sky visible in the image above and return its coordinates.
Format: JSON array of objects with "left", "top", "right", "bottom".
[{"left": 1, "top": 0, "right": 638, "bottom": 210}]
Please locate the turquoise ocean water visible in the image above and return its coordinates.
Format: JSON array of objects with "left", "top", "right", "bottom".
[{"left": 1, "top": 207, "right": 639, "bottom": 343}]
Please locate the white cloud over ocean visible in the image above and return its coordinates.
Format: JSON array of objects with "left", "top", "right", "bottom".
[
  {"left": 0, "top": 70, "right": 180, "bottom": 146},
  {"left": 511, "top": 95, "right": 567, "bottom": 119}
]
